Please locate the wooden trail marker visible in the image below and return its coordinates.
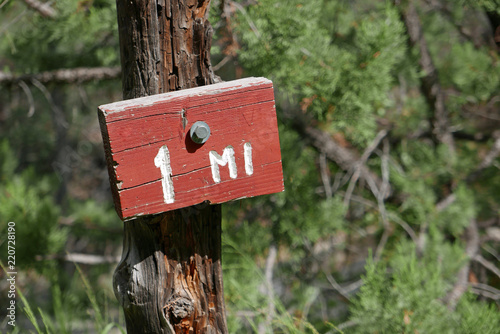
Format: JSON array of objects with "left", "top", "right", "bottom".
[
  {"left": 102, "top": 0, "right": 285, "bottom": 332},
  {"left": 99, "top": 77, "right": 284, "bottom": 220}
]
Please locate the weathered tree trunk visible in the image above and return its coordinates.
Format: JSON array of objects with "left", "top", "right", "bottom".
[{"left": 113, "top": 1, "right": 227, "bottom": 333}]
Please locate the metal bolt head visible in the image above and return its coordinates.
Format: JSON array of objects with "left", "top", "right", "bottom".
[{"left": 190, "top": 121, "right": 211, "bottom": 144}]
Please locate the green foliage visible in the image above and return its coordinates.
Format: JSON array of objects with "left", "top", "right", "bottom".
[
  {"left": 270, "top": 127, "right": 346, "bottom": 246},
  {"left": 18, "top": 287, "right": 44, "bottom": 334},
  {"left": 237, "top": 0, "right": 407, "bottom": 145},
  {"left": 75, "top": 264, "right": 125, "bottom": 334},
  {"left": 224, "top": 124, "right": 346, "bottom": 264},
  {"left": 222, "top": 237, "right": 340, "bottom": 333},
  {"left": 14, "top": 271, "right": 124, "bottom": 334},
  {"left": 226, "top": 0, "right": 500, "bottom": 331},
  {"left": 0, "top": 140, "right": 67, "bottom": 272},
  {"left": 222, "top": 237, "right": 269, "bottom": 332},
  {"left": 1, "top": 1, "right": 123, "bottom": 330},
  {"left": 349, "top": 235, "right": 500, "bottom": 333},
  {"left": 390, "top": 141, "right": 440, "bottom": 225},
  {"left": 390, "top": 95, "right": 430, "bottom": 138},
  {"left": 442, "top": 43, "right": 499, "bottom": 102},
  {"left": 463, "top": 0, "right": 500, "bottom": 14},
  {"left": 437, "top": 184, "right": 476, "bottom": 236},
  {"left": 456, "top": 293, "right": 500, "bottom": 333},
  {"left": 2, "top": 0, "right": 499, "bottom": 332},
  {"left": 1, "top": 0, "right": 119, "bottom": 72}
]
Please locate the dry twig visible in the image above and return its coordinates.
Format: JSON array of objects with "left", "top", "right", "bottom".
[
  {"left": 374, "top": 139, "right": 392, "bottom": 262},
  {"left": 344, "top": 130, "right": 387, "bottom": 206},
  {"left": 474, "top": 255, "right": 500, "bottom": 280},
  {"left": 17, "top": 81, "right": 35, "bottom": 117},
  {"left": 470, "top": 283, "right": 500, "bottom": 301},
  {"left": 23, "top": 0, "right": 56, "bottom": 18},
  {"left": 0, "top": 67, "right": 121, "bottom": 86},
  {"left": 36, "top": 252, "right": 120, "bottom": 264},
  {"left": 319, "top": 153, "right": 333, "bottom": 199},
  {"left": 258, "top": 244, "right": 277, "bottom": 334},
  {"left": 291, "top": 119, "right": 388, "bottom": 195},
  {"left": 445, "top": 220, "right": 479, "bottom": 310}
]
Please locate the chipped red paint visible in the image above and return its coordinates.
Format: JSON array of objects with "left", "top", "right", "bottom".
[{"left": 98, "top": 77, "right": 284, "bottom": 220}]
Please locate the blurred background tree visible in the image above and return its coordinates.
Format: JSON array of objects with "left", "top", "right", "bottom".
[{"left": 1, "top": 0, "right": 499, "bottom": 333}]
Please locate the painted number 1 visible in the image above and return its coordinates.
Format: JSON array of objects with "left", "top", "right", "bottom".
[
  {"left": 154, "top": 145, "right": 175, "bottom": 204},
  {"left": 155, "top": 143, "right": 254, "bottom": 204}
]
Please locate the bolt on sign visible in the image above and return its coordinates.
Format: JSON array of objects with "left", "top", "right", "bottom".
[{"left": 98, "top": 77, "right": 284, "bottom": 220}]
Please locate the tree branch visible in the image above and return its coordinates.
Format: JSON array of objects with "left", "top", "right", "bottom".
[
  {"left": 36, "top": 252, "right": 120, "bottom": 264},
  {"left": 470, "top": 283, "right": 500, "bottom": 301},
  {"left": 374, "top": 139, "right": 392, "bottom": 262},
  {"left": 319, "top": 153, "right": 333, "bottom": 199},
  {"left": 445, "top": 220, "right": 479, "bottom": 310},
  {"left": 467, "top": 132, "right": 500, "bottom": 182},
  {"left": 424, "top": 0, "right": 498, "bottom": 51},
  {"left": 289, "top": 113, "right": 389, "bottom": 196},
  {"left": 0, "top": 66, "right": 121, "bottom": 86},
  {"left": 344, "top": 130, "right": 387, "bottom": 206},
  {"left": 324, "top": 271, "right": 354, "bottom": 301},
  {"left": 474, "top": 255, "right": 500, "bottom": 280},
  {"left": 437, "top": 132, "right": 500, "bottom": 210},
  {"left": 258, "top": 244, "right": 277, "bottom": 333},
  {"left": 17, "top": 80, "right": 35, "bottom": 117},
  {"left": 399, "top": 1, "right": 455, "bottom": 152},
  {"left": 23, "top": 0, "right": 56, "bottom": 18}
]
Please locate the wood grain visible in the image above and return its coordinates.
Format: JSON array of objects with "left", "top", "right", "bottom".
[{"left": 99, "top": 77, "right": 284, "bottom": 220}]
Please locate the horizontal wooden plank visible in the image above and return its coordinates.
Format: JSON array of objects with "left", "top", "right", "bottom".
[
  {"left": 119, "top": 162, "right": 284, "bottom": 218},
  {"left": 106, "top": 88, "right": 275, "bottom": 153},
  {"left": 112, "top": 101, "right": 278, "bottom": 189},
  {"left": 100, "top": 77, "right": 274, "bottom": 123},
  {"left": 98, "top": 77, "right": 284, "bottom": 220}
]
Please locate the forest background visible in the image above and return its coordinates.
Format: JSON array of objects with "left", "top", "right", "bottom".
[{"left": 1, "top": 0, "right": 500, "bottom": 333}]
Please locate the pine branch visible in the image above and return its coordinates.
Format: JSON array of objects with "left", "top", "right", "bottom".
[
  {"left": 324, "top": 271, "right": 352, "bottom": 300},
  {"left": 437, "top": 132, "right": 500, "bottom": 210},
  {"left": 467, "top": 132, "right": 500, "bottom": 182},
  {"left": 344, "top": 130, "right": 388, "bottom": 206},
  {"left": 435, "top": 194, "right": 456, "bottom": 212},
  {"left": 288, "top": 112, "right": 389, "bottom": 196},
  {"left": 399, "top": 1, "right": 455, "bottom": 152},
  {"left": 0, "top": 66, "right": 121, "bottom": 86},
  {"left": 470, "top": 283, "right": 500, "bottom": 301},
  {"left": 445, "top": 220, "right": 479, "bottom": 310},
  {"left": 474, "top": 255, "right": 500, "bottom": 280},
  {"left": 424, "top": 0, "right": 498, "bottom": 51},
  {"left": 483, "top": 225, "right": 500, "bottom": 243},
  {"left": 23, "top": 0, "right": 56, "bottom": 18}
]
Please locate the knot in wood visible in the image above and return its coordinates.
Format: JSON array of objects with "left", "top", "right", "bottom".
[{"left": 165, "top": 296, "right": 195, "bottom": 319}]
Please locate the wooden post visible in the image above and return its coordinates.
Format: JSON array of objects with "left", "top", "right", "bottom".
[{"left": 112, "top": 1, "right": 228, "bottom": 332}]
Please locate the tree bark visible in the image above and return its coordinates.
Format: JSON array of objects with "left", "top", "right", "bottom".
[{"left": 113, "top": 1, "right": 227, "bottom": 333}]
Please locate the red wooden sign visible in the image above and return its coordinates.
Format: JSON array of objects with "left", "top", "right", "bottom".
[{"left": 98, "top": 77, "right": 284, "bottom": 220}]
